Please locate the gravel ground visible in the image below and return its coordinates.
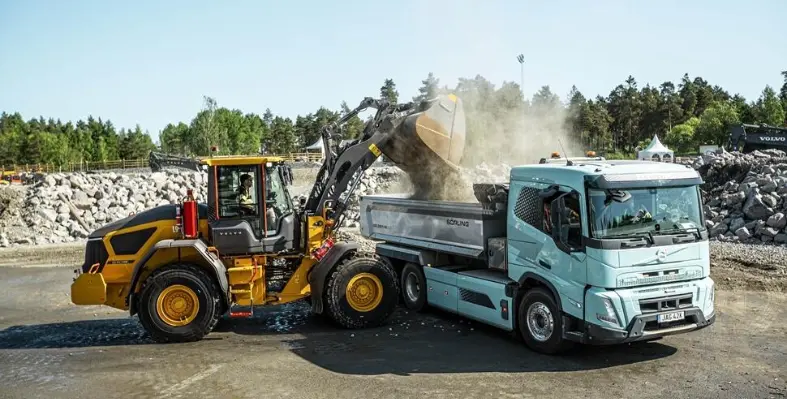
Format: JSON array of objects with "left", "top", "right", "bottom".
[
  {"left": 709, "top": 241, "right": 787, "bottom": 291},
  {"left": 0, "top": 264, "right": 785, "bottom": 399}
]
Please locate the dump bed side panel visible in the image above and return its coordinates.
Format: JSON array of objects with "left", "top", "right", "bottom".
[{"left": 359, "top": 194, "right": 506, "bottom": 258}]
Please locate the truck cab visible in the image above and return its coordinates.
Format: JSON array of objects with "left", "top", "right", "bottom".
[
  {"left": 359, "top": 158, "right": 715, "bottom": 354},
  {"left": 506, "top": 159, "right": 714, "bottom": 351}
]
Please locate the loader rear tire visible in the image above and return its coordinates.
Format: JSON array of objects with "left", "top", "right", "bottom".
[
  {"left": 137, "top": 264, "right": 223, "bottom": 343},
  {"left": 324, "top": 252, "right": 399, "bottom": 329}
]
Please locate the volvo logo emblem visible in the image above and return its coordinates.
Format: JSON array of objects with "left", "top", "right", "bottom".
[{"left": 657, "top": 248, "right": 667, "bottom": 262}]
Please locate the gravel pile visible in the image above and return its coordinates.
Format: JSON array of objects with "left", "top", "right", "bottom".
[
  {"left": 0, "top": 170, "right": 207, "bottom": 247},
  {"left": 7, "top": 148, "right": 787, "bottom": 249},
  {"left": 691, "top": 149, "right": 787, "bottom": 244}
]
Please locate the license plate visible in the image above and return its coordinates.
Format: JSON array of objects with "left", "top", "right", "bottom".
[{"left": 658, "top": 311, "right": 685, "bottom": 323}]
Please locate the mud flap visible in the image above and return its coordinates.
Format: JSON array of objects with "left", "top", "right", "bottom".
[{"left": 71, "top": 272, "right": 108, "bottom": 305}]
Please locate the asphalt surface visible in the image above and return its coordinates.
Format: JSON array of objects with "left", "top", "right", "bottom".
[{"left": 0, "top": 261, "right": 786, "bottom": 398}]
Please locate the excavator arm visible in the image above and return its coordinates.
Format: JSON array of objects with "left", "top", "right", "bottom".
[
  {"left": 304, "top": 93, "right": 466, "bottom": 231},
  {"left": 728, "top": 123, "right": 787, "bottom": 152}
]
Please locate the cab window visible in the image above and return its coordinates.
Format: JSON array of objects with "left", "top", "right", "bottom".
[
  {"left": 560, "top": 192, "right": 582, "bottom": 248},
  {"left": 264, "top": 165, "right": 293, "bottom": 233},
  {"left": 542, "top": 190, "right": 583, "bottom": 250},
  {"left": 217, "top": 165, "right": 260, "bottom": 220}
]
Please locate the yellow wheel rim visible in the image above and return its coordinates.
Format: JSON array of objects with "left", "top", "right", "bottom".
[
  {"left": 345, "top": 273, "right": 384, "bottom": 312},
  {"left": 156, "top": 284, "right": 200, "bottom": 327}
]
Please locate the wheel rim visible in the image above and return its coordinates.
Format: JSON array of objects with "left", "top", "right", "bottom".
[
  {"left": 405, "top": 272, "right": 420, "bottom": 303},
  {"left": 345, "top": 272, "right": 384, "bottom": 312},
  {"left": 156, "top": 284, "right": 200, "bottom": 327},
  {"left": 526, "top": 302, "right": 554, "bottom": 342}
]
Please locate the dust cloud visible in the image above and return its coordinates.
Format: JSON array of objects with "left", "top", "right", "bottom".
[
  {"left": 396, "top": 1, "right": 584, "bottom": 203},
  {"left": 396, "top": 83, "right": 585, "bottom": 203}
]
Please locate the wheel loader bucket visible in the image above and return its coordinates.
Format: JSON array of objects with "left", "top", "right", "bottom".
[{"left": 379, "top": 94, "right": 467, "bottom": 199}]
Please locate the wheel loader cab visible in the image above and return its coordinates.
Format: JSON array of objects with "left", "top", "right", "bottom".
[{"left": 205, "top": 158, "right": 296, "bottom": 255}]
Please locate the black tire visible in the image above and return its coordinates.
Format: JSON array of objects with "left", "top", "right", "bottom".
[
  {"left": 324, "top": 252, "right": 399, "bottom": 329},
  {"left": 137, "top": 263, "right": 223, "bottom": 343},
  {"left": 400, "top": 263, "right": 427, "bottom": 311},
  {"left": 517, "top": 287, "right": 573, "bottom": 355}
]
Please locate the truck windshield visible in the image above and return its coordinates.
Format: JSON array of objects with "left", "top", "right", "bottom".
[{"left": 588, "top": 186, "right": 703, "bottom": 239}]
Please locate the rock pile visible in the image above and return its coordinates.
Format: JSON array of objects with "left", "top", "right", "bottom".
[
  {"left": 341, "top": 166, "right": 409, "bottom": 227},
  {"left": 9, "top": 149, "right": 787, "bottom": 247},
  {"left": 0, "top": 170, "right": 208, "bottom": 247},
  {"left": 692, "top": 149, "right": 787, "bottom": 243}
]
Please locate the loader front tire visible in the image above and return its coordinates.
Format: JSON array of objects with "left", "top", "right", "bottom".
[
  {"left": 137, "top": 264, "right": 223, "bottom": 343},
  {"left": 324, "top": 252, "right": 399, "bottom": 329}
]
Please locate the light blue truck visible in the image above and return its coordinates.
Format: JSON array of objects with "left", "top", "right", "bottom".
[{"left": 359, "top": 157, "right": 716, "bottom": 354}]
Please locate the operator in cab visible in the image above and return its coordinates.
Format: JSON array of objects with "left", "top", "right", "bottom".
[{"left": 238, "top": 174, "right": 256, "bottom": 215}]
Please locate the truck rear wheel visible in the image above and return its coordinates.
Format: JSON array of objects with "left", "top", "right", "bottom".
[
  {"left": 517, "top": 287, "right": 572, "bottom": 354},
  {"left": 137, "top": 264, "right": 223, "bottom": 343},
  {"left": 324, "top": 252, "right": 399, "bottom": 329},
  {"left": 400, "top": 263, "right": 427, "bottom": 311}
]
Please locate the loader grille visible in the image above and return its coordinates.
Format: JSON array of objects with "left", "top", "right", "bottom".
[{"left": 82, "top": 238, "right": 109, "bottom": 273}]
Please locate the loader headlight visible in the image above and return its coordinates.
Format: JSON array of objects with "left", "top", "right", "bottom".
[{"left": 596, "top": 297, "right": 619, "bottom": 325}]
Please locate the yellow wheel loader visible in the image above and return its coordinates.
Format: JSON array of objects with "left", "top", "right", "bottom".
[{"left": 70, "top": 94, "right": 466, "bottom": 343}]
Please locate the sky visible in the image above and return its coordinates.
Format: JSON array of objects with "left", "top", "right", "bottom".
[{"left": 1, "top": 0, "right": 785, "bottom": 144}]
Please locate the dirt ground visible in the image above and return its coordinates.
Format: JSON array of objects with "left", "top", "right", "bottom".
[{"left": 0, "top": 245, "right": 785, "bottom": 399}]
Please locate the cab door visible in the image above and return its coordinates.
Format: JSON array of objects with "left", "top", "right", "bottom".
[
  {"left": 206, "top": 163, "right": 267, "bottom": 254},
  {"left": 545, "top": 189, "right": 588, "bottom": 320}
]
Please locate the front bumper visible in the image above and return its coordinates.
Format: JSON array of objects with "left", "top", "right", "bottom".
[
  {"left": 71, "top": 268, "right": 108, "bottom": 305},
  {"left": 572, "top": 307, "right": 716, "bottom": 345}
]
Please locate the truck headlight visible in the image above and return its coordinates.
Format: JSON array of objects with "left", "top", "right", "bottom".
[{"left": 596, "top": 297, "right": 619, "bottom": 325}]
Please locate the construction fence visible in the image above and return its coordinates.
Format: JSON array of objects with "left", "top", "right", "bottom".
[{"left": 1, "top": 152, "right": 325, "bottom": 174}]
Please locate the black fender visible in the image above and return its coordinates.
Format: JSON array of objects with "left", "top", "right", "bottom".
[
  {"left": 516, "top": 272, "right": 563, "bottom": 311},
  {"left": 127, "top": 239, "right": 230, "bottom": 315},
  {"left": 307, "top": 242, "right": 359, "bottom": 314}
]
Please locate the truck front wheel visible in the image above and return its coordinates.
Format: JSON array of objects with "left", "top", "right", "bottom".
[
  {"left": 137, "top": 264, "right": 223, "bottom": 343},
  {"left": 400, "top": 263, "right": 428, "bottom": 311},
  {"left": 324, "top": 253, "right": 399, "bottom": 329},
  {"left": 517, "top": 287, "right": 572, "bottom": 354}
]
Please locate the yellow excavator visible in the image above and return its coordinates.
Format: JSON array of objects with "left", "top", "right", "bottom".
[{"left": 70, "top": 93, "right": 466, "bottom": 343}]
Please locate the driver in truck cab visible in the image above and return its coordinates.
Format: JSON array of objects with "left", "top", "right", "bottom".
[{"left": 543, "top": 195, "right": 580, "bottom": 234}]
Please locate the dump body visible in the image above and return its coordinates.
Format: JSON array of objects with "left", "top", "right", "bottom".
[{"left": 359, "top": 194, "right": 506, "bottom": 259}]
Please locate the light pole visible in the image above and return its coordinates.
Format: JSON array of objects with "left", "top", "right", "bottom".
[{"left": 517, "top": 54, "right": 526, "bottom": 129}]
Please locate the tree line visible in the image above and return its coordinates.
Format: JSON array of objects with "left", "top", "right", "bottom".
[{"left": 2, "top": 71, "right": 786, "bottom": 167}]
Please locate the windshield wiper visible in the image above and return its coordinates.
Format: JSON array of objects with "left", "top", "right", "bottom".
[
  {"left": 652, "top": 226, "right": 700, "bottom": 236},
  {"left": 602, "top": 231, "right": 654, "bottom": 244}
]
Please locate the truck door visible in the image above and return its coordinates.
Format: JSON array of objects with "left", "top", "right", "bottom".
[{"left": 543, "top": 190, "right": 587, "bottom": 320}]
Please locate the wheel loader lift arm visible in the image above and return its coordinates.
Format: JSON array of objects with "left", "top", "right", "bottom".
[{"left": 304, "top": 96, "right": 416, "bottom": 227}]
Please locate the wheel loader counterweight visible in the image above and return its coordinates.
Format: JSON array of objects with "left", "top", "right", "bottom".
[{"left": 70, "top": 93, "right": 468, "bottom": 343}]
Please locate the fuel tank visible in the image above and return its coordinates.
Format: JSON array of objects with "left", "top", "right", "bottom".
[{"left": 379, "top": 94, "right": 467, "bottom": 200}]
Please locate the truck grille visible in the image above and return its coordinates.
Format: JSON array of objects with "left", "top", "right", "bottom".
[
  {"left": 82, "top": 238, "right": 109, "bottom": 273},
  {"left": 638, "top": 293, "right": 693, "bottom": 314},
  {"left": 618, "top": 269, "right": 702, "bottom": 288}
]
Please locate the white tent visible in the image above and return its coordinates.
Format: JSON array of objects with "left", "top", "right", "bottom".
[
  {"left": 303, "top": 138, "right": 358, "bottom": 161},
  {"left": 305, "top": 137, "right": 325, "bottom": 159},
  {"left": 638, "top": 134, "right": 674, "bottom": 162}
]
